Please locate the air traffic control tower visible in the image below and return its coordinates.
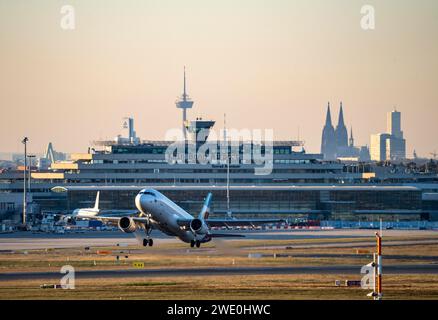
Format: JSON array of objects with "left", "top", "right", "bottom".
[
  {"left": 185, "top": 118, "right": 216, "bottom": 145},
  {"left": 175, "top": 67, "right": 194, "bottom": 140}
]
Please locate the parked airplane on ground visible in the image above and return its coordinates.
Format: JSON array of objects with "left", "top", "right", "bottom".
[
  {"left": 74, "top": 189, "right": 284, "bottom": 248},
  {"left": 72, "top": 191, "right": 101, "bottom": 218},
  {"left": 52, "top": 191, "right": 135, "bottom": 223}
]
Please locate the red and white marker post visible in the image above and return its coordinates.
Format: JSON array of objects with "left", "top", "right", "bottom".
[
  {"left": 375, "top": 231, "right": 382, "bottom": 300},
  {"left": 362, "top": 231, "right": 383, "bottom": 300}
]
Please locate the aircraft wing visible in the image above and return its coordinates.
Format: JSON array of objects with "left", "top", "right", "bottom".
[
  {"left": 80, "top": 215, "right": 149, "bottom": 225},
  {"left": 206, "top": 218, "right": 286, "bottom": 228},
  {"left": 95, "top": 210, "right": 139, "bottom": 217},
  {"left": 177, "top": 218, "right": 285, "bottom": 229}
]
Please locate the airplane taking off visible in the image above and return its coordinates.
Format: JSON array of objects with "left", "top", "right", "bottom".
[{"left": 78, "top": 189, "right": 285, "bottom": 248}]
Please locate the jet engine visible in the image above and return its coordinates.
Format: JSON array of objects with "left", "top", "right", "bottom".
[
  {"left": 118, "top": 217, "right": 136, "bottom": 233},
  {"left": 190, "top": 218, "right": 208, "bottom": 235}
]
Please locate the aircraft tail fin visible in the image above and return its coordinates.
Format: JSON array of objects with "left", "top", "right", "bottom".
[
  {"left": 198, "top": 192, "right": 212, "bottom": 220},
  {"left": 93, "top": 191, "right": 100, "bottom": 210}
]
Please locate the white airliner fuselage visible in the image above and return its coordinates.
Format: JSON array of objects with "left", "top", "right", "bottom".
[
  {"left": 134, "top": 189, "right": 211, "bottom": 244},
  {"left": 72, "top": 208, "right": 100, "bottom": 218},
  {"left": 72, "top": 191, "right": 101, "bottom": 218}
]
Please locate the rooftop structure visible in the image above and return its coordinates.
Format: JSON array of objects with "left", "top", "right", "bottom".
[{"left": 115, "top": 117, "right": 140, "bottom": 145}]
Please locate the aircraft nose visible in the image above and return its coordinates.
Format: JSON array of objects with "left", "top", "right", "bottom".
[
  {"left": 135, "top": 194, "right": 142, "bottom": 211},
  {"left": 135, "top": 193, "right": 154, "bottom": 212}
]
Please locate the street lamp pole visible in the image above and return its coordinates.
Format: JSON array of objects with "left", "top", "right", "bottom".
[
  {"left": 22, "top": 137, "right": 29, "bottom": 226},
  {"left": 27, "top": 155, "right": 35, "bottom": 191},
  {"left": 27, "top": 154, "right": 35, "bottom": 225}
]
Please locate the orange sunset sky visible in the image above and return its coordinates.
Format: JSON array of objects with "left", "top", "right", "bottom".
[{"left": 1, "top": 0, "right": 437, "bottom": 157}]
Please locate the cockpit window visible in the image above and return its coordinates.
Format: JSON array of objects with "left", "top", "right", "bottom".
[{"left": 140, "top": 191, "right": 156, "bottom": 197}]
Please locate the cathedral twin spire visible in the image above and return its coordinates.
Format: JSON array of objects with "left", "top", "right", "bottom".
[
  {"left": 335, "top": 102, "right": 348, "bottom": 148},
  {"left": 321, "top": 102, "right": 350, "bottom": 160},
  {"left": 321, "top": 102, "right": 336, "bottom": 160},
  {"left": 325, "top": 102, "right": 333, "bottom": 127},
  {"left": 338, "top": 102, "right": 345, "bottom": 126}
]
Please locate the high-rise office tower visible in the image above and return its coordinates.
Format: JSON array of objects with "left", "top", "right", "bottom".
[
  {"left": 387, "top": 110, "right": 406, "bottom": 160},
  {"left": 387, "top": 110, "right": 403, "bottom": 139},
  {"left": 370, "top": 133, "right": 391, "bottom": 161},
  {"left": 370, "top": 109, "right": 406, "bottom": 161}
]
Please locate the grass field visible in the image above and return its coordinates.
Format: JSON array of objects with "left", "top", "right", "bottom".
[
  {"left": 1, "top": 234, "right": 438, "bottom": 299},
  {"left": 1, "top": 275, "right": 438, "bottom": 300}
]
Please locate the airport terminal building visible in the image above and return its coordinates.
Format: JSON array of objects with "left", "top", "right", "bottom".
[
  {"left": 1, "top": 126, "right": 437, "bottom": 222},
  {"left": 59, "top": 185, "right": 425, "bottom": 221},
  {"left": 1, "top": 79, "right": 438, "bottom": 224}
]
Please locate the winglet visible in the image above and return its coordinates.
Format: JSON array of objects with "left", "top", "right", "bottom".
[
  {"left": 198, "top": 193, "right": 212, "bottom": 220},
  {"left": 93, "top": 191, "right": 100, "bottom": 210}
]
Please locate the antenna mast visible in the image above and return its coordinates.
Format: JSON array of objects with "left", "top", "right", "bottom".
[{"left": 175, "top": 66, "right": 193, "bottom": 141}]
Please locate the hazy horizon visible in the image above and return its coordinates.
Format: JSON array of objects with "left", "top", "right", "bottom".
[{"left": 1, "top": 0, "right": 437, "bottom": 157}]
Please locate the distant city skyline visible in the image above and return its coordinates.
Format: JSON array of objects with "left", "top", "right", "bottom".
[{"left": 1, "top": 0, "right": 437, "bottom": 157}]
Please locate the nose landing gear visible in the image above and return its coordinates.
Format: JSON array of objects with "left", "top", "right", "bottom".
[
  {"left": 190, "top": 240, "right": 201, "bottom": 248},
  {"left": 143, "top": 238, "right": 154, "bottom": 247},
  {"left": 143, "top": 225, "right": 153, "bottom": 247}
]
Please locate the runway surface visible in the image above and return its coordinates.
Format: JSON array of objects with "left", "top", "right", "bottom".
[
  {"left": 250, "top": 239, "right": 438, "bottom": 250},
  {"left": 1, "top": 229, "right": 437, "bottom": 250},
  {"left": 256, "top": 253, "right": 438, "bottom": 261},
  {"left": 1, "top": 264, "right": 438, "bottom": 281}
]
